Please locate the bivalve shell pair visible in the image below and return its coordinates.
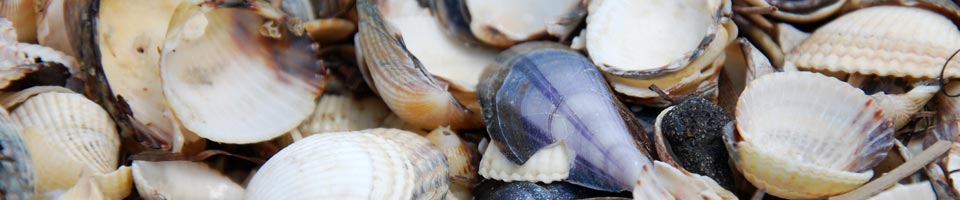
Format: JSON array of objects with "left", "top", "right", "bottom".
[
  {"left": 579, "top": 0, "right": 738, "bottom": 106},
  {"left": 729, "top": 71, "right": 894, "bottom": 199},
  {"left": 245, "top": 128, "right": 450, "bottom": 199}
]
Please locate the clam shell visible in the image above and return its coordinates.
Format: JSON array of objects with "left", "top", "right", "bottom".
[
  {"left": 297, "top": 94, "right": 391, "bottom": 135},
  {"left": 732, "top": 71, "right": 894, "bottom": 199},
  {"left": 787, "top": 6, "right": 960, "bottom": 78},
  {"left": 0, "top": 107, "right": 33, "bottom": 199},
  {"left": 633, "top": 161, "right": 737, "bottom": 200},
  {"left": 0, "top": 0, "right": 38, "bottom": 42},
  {"left": 582, "top": 0, "right": 737, "bottom": 106},
  {"left": 867, "top": 181, "right": 935, "bottom": 200},
  {"left": 478, "top": 141, "right": 572, "bottom": 183},
  {"left": 425, "top": 126, "right": 479, "bottom": 186},
  {"left": 161, "top": 7, "right": 323, "bottom": 144},
  {"left": 11, "top": 92, "right": 120, "bottom": 193},
  {"left": 465, "top": 0, "right": 585, "bottom": 47},
  {"left": 245, "top": 128, "right": 450, "bottom": 199},
  {"left": 131, "top": 161, "right": 244, "bottom": 200}
]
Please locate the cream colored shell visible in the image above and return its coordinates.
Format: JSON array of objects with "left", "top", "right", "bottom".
[
  {"left": 425, "top": 126, "right": 478, "bottom": 186},
  {"left": 11, "top": 92, "right": 120, "bottom": 194},
  {"left": 867, "top": 181, "right": 935, "bottom": 200},
  {"left": 131, "top": 161, "right": 244, "bottom": 200},
  {"left": 297, "top": 94, "right": 392, "bottom": 135},
  {"left": 633, "top": 161, "right": 737, "bottom": 200},
  {"left": 733, "top": 71, "right": 893, "bottom": 199},
  {"left": 788, "top": 6, "right": 960, "bottom": 78},
  {"left": 478, "top": 141, "right": 572, "bottom": 184},
  {"left": 245, "top": 128, "right": 450, "bottom": 199}
]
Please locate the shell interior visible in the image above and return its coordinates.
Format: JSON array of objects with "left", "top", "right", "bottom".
[
  {"left": 465, "top": 0, "right": 583, "bottom": 47},
  {"left": 131, "top": 161, "right": 244, "bottom": 200}
]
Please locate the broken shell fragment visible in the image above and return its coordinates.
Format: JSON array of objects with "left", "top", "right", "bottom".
[
  {"left": 161, "top": 4, "right": 324, "bottom": 144},
  {"left": 357, "top": 0, "right": 495, "bottom": 130},
  {"left": 871, "top": 84, "right": 939, "bottom": 131},
  {"left": 653, "top": 97, "right": 734, "bottom": 189},
  {"left": 730, "top": 71, "right": 894, "bottom": 199},
  {"left": 478, "top": 42, "right": 653, "bottom": 192},
  {"left": 632, "top": 161, "right": 737, "bottom": 200},
  {"left": 581, "top": 0, "right": 737, "bottom": 106},
  {"left": 131, "top": 161, "right": 244, "bottom": 200},
  {"left": 245, "top": 129, "right": 450, "bottom": 199},
  {"left": 788, "top": 6, "right": 960, "bottom": 78}
]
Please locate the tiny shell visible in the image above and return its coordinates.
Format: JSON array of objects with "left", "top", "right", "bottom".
[
  {"left": 131, "top": 161, "right": 244, "bottom": 200},
  {"left": 479, "top": 141, "right": 572, "bottom": 183},
  {"left": 245, "top": 128, "right": 450, "bottom": 199},
  {"left": 11, "top": 92, "right": 120, "bottom": 194},
  {"left": 731, "top": 71, "right": 894, "bottom": 199},
  {"left": 788, "top": 6, "right": 960, "bottom": 78}
]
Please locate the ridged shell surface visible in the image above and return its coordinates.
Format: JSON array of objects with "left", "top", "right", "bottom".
[
  {"left": 479, "top": 141, "right": 571, "bottom": 183},
  {"left": 297, "top": 94, "right": 391, "bottom": 135},
  {"left": 245, "top": 128, "right": 450, "bottom": 199},
  {"left": 788, "top": 6, "right": 960, "bottom": 78},
  {"left": 734, "top": 71, "right": 894, "bottom": 199}
]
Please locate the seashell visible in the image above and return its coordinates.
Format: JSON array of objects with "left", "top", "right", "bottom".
[
  {"left": 0, "top": 17, "right": 80, "bottom": 91},
  {"left": 0, "top": 85, "right": 73, "bottom": 109},
  {"left": 729, "top": 71, "right": 894, "bottom": 199},
  {"left": 427, "top": 0, "right": 480, "bottom": 44},
  {"left": 841, "top": 0, "right": 960, "bottom": 25},
  {"left": 870, "top": 84, "right": 939, "bottom": 130},
  {"left": 273, "top": 0, "right": 354, "bottom": 21},
  {"left": 91, "top": 166, "right": 134, "bottom": 200},
  {"left": 580, "top": 0, "right": 737, "bottom": 106},
  {"left": 947, "top": 143, "right": 960, "bottom": 196},
  {"left": 0, "top": 107, "right": 33, "bottom": 199},
  {"left": 37, "top": 0, "right": 89, "bottom": 57},
  {"left": 787, "top": 6, "right": 960, "bottom": 79},
  {"left": 868, "top": 181, "right": 936, "bottom": 200},
  {"left": 472, "top": 179, "right": 629, "bottom": 200},
  {"left": 131, "top": 161, "right": 244, "bottom": 200},
  {"left": 478, "top": 42, "right": 654, "bottom": 192},
  {"left": 0, "top": 0, "right": 38, "bottom": 43},
  {"left": 478, "top": 140, "right": 572, "bottom": 183},
  {"left": 245, "top": 128, "right": 450, "bottom": 199},
  {"left": 653, "top": 97, "right": 735, "bottom": 189},
  {"left": 303, "top": 18, "right": 356, "bottom": 43},
  {"left": 160, "top": 3, "right": 324, "bottom": 144},
  {"left": 95, "top": 0, "right": 183, "bottom": 146},
  {"left": 425, "top": 126, "right": 479, "bottom": 186},
  {"left": 429, "top": 0, "right": 585, "bottom": 47},
  {"left": 743, "top": 0, "right": 846, "bottom": 23},
  {"left": 11, "top": 92, "right": 121, "bottom": 194},
  {"left": 632, "top": 161, "right": 737, "bottom": 200},
  {"left": 296, "top": 94, "right": 392, "bottom": 136},
  {"left": 356, "top": 0, "right": 496, "bottom": 130}
]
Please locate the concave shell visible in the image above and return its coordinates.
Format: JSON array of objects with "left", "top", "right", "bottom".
[
  {"left": 161, "top": 5, "right": 323, "bottom": 144},
  {"left": 744, "top": 0, "right": 846, "bottom": 23},
  {"left": 456, "top": 0, "right": 585, "bottom": 47},
  {"left": 0, "top": 107, "right": 33, "bottom": 200},
  {"left": 97, "top": 0, "right": 183, "bottom": 144},
  {"left": 131, "top": 161, "right": 244, "bottom": 200},
  {"left": 245, "top": 128, "right": 449, "bottom": 199},
  {"left": 632, "top": 161, "right": 737, "bottom": 200},
  {"left": 868, "top": 181, "right": 936, "bottom": 200},
  {"left": 581, "top": 0, "right": 737, "bottom": 106},
  {"left": 478, "top": 41, "right": 653, "bottom": 192},
  {"left": 357, "top": 0, "right": 495, "bottom": 129},
  {"left": 731, "top": 71, "right": 894, "bottom": 199},
  {"left": 11, "top": 92, "right": 121, "bottom": 194},
  {"left": 0, "top": 0, "right": 38, "bottom": 43},
  {"left": 479, "top": 140, "right": 572, "bottom": 183},
  {"left": 787, "top": 6, "right": 960, "bottom": 78}
]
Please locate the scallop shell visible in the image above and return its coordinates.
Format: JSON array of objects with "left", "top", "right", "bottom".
[
  {"left": 731, "top": 71, "right": 894, "bottom": 199},
  {"left": 245, "top": 128, "right": 450, "bottom": 199},
  {"left": 425, "top": 126, "right": 479, "bottom": 186},
  {"left": 0, "top": 0, "right": 38, "bottom": 43},
  {"left": 867, "top": 181, "right": 936, "bottom": 200},
  {"left": 787, "top": 6, "right": 960, "bottom": 78},
  {"left": 161, "top": 6, "right": 323, "bottom": 144},
  {"left": 478, "top": 141, "right": 572, "bottom": 184},
  {"left": 0, "top": 107, "right": 33, "bottom": 200},
  {"left": 582, "top": 0, "right": 737, "bottom": 106},
  {"left": 131, "top": 161, "right": 244, "bottom": 200},
  {"left": 11, "top": 92, "right": 120, "bottom": 194}
]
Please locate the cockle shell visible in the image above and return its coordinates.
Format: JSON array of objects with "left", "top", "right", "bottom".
[
  {"left": 462, "top": 0, "right": 585, "bottom": 47},
  {"left": 10, "top": 92, "right": 121, "bottom": 194},
  {"left": 297, "top": 94, "right": 391, "bottom": 136},
  {"left": 730, "top": 71, "right": 894, "bottom": 199},
  {"left": 131, "top": 161, "right": 244, "bottom": 200},
  {"left": 161, "top": 3, "right": 323, "bottom": 144},
  {"left": 356, "top": 0, "right": 495, "bottom": 130},
  {"left": 425, "top": 126, "right": 479, "bottom": 200},
  {"left": 0, "top": 0, "right": 38, "bottom": 43},
  {"left": 581, "top": 0, "right": 737, "bottom": 106},
  {"left": 743, "top": 0, "right": 847, "bottom": 23},
  {"left": 787, "top": 6, "right": 960, "bottom": 78},
  {"left": 0, "top": 107, "right": 33, "bottom": 199},
  {"left": 245, "top": 128, "right": 450, "bottom": 199},
  {"left": 478, "top": 42, "right": 653, "bottom": 192}
]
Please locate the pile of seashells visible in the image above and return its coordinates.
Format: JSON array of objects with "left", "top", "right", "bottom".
[{"left": 2, "top": 0, "right": 960, "bottom": 199}]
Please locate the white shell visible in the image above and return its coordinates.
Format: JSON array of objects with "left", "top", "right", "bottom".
[
  {"left": 466, "top": 0, "right": 583, "bottom": 47},
  {"left": 298, "top": 94, "right": 392, "bottom": 135},
  {"left": 131, "top": 161, "right": 244, "bottom": 200},
  {"left": 478, "top": 141, "right": 571, "bottom": 183},
  {"left": 633, "top": 161, "right": 737, "bottom": 200},
  {"left": 871, "top": 85, "right": 939, "bottom": 130},
  {"left": 11, "top": 92, "right": 120, "bottom": 193},
  {"left": 245, "top": 128, "right": 449, "bottom": 199},
  {"left": 733, "top": 71, "right": 893, "bottom": 199},
  {"left": 867, "top": 181, "right": 935, "bottom": 200}
]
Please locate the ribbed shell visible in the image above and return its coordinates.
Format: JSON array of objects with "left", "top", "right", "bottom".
[
  {"left": 788, "top": 6, "right": 960, "bottom": 78},
  {"left": 131, "top": 161, "right": 244, "bottom": 200},
  {"left": 734, "top": 71, "right": 894, "bottom": 199},
  {"left": 478, "top": 141, "right": 571, "bottom": 183},
  {"left": 161, "top": 8, "right": 321, "bottom": 144},
  {"left": 297, "top": 94, "right": 391, "bottom": 135},
  {"left": 425, "top": 126, "right": 479, "bottom": 186},
  {"left": 0, "top": 0, "right": 37, "bottom": 42},
  {"left": 245, "top": 128, "right": 450, "bottom": 199},
  {"left": 11, "top": 92, "right": 120, "bottom": 193},
  {"left": 0, "top": 107, "right": 32, "bottom": 200}
]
